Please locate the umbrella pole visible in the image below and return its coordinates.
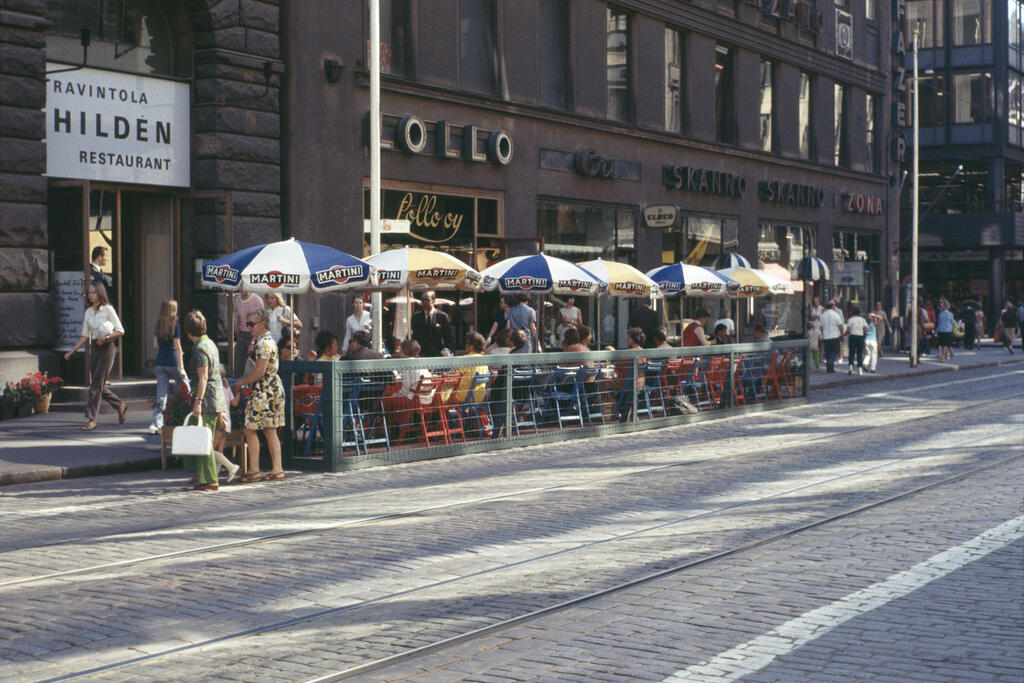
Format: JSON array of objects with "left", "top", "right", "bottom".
[
  {"left": 289, "top": 293, "right": 296, "bottom": 360},
  {"left": 596, "top": 296, "right": 601, "bottom": 349}
]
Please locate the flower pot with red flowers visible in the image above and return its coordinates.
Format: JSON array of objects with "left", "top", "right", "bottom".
[{"left": 19, "top": 371, "right": 64, "bottom": 415}]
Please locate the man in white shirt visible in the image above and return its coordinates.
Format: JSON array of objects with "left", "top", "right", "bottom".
[{"left": 820, "top": 300, "right": 846, "bottom": 374}]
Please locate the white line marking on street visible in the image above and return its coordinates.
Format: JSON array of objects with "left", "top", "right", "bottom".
[{"left": 664, "top": 515, "right": 1024, "bottom": 683}]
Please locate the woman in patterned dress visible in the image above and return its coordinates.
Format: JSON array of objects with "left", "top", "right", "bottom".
[
  {"left": 231, "top": 308, "right": 285, "bottom": 482},
  {"left": 183, "top": 309, "right": 226, "bottom": 491}
]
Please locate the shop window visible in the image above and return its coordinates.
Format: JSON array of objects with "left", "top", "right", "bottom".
[
  {"left": 715, "top": 44, "right": 736, "bottom": 144},
  {"left": 953, "top": 72, "right": 993, "bottom": 123},
  {"left": 759, "top": 58, "right": 775, "bottom": 152},
  {"left": 834, "top": 83, "right": 848, "bottom": 167},
  {"left": 460, "top": 0, "right": 501, "bottom": 96},
  {"left": 865, "top": 93, "right": 878, "bottom": 174},
  {"left": 606, "top": 7, "right": 632, "bottom": 123},
  {"left": 365, "top": 0, "right": 411, "bottom": 77},
  {"left": 1012, "top": 1, "right": 1023, "bottom": 51},
  {"left": 831, "top": 231, "right": 880, "bottom": 313},
  {"left": 538, "top": 199, "right": 637, "bottom": 346},
  {"left": 907, "top": 0, "right": 944, "bottom": 48},
  {"left": 665, "top": 28, "right": 684, "bottom": 133},
  {"left": 798, "top": 72, "right": 814, "bottom": 160},
  {"left": 756, "top": 224, "right": 817, "bottom": 337},
  {"left": 45, "top": 0, "right": 174, "bottom": 75},
  {"left": 953, "top": 0, "right": 991, "bottom": 46},
  {"left": 1009, "top": 73, "right": 1022, "bottom": 133},
  {"left": 539, "top": 0, "right": 570, "bottom": 109},
  {"left": 919, "top": 75, "right": 946, "bottom": 127}
]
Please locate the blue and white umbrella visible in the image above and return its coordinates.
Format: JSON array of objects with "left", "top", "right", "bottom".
[
  {"left": 202, "top": 238, "right": 373, "bottom": 294},
  {"left": 711, "top": 253, "right": 752, "bottom": 270},
  {"left": 645, "top": 263, "right": 736, "bottom": 298},
  {"left": 482, "top": 253, "right": 606, "bottom": 296},
  {"left": 797, "top": 256, "right": 831, "bottom": 281}
]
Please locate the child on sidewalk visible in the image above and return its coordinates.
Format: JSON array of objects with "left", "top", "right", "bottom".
[{"left": 806, "top": 321, "right": 821, "bottom": 370}]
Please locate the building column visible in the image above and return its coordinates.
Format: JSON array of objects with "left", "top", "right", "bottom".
[{"left": 989, "top": 247, "right": 1006, "bottom": 331}]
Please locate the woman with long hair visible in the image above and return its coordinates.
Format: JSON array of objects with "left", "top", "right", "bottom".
[
  {"left": 263, "top": 292, "right": 301, "bottom": 344},
  {"left": 64, "top": 283, "right": 127, "bottom": 431},
  {"left": 149, "top": 299, "right": 188, "bottom": 434}
]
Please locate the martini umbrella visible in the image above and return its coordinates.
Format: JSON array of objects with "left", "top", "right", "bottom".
[
  {"left": 365, "top": 246, "right": 483, "bottom": 291},
  {"left": 711, "top": 253, "right": 752, "bottom": 270},
  {"left": 716, "top": 266, "right": 794, "bottom": 297},
  {"left": 579, "top": 258, "right": 660, "bottom": 298},
  {"left": 481, "top": 253, "right": 606, "bottom": 296},
  {"left": 645, "top": 263, "right": 735, "bottom": 298},
  {"left": 201, "top": 237, "right": 373, "bottom": 293}
]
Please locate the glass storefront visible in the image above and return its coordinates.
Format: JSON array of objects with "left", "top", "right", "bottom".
[
  {"left": 754, "top": 223, "right": 817, "bottom": 338},
  {"left": 537, "top": 199, "right": 637, "bottom": 348},
  {"left": 831, "top": 230, "right": 881, "bottom": 314}
]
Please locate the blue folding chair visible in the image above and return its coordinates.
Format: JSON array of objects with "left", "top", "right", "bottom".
[
  {"left": 536, "top": 367, "right": 584, "bottom": 430},
  {"left": 638, "top": 360, "right": 668, "bottom": 419},
  {"left": 510, "top": 367, "right": 539, "bottom": 435},
  {"left": 575, "top": 366, "right": 605, "bottom": 426}
]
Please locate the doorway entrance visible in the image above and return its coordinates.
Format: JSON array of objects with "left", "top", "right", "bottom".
[{"left": 49, "top": 182, "right": 177, "bottom": 379}]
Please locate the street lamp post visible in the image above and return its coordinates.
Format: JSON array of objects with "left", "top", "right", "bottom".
[
  {"left": 909, "top": 29, "right": 919, "bottom": 367},
  {"left": 369, "top": 0, "right": 383, "bottom": 352}
]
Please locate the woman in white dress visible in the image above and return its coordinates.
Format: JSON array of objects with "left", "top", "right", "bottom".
[
  {"left": 342, "top": 295, "right": 372, "bottom": 352},
  {"left": 263, "top": 292, "right": 301, "bottom": 344},
  {"left": 556, "top": 295, "right": 582, "bottom": 345}
]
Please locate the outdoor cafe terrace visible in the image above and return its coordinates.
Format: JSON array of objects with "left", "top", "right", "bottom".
[{"left": 278, "top": 339, "right": 809, "bottom": 472}]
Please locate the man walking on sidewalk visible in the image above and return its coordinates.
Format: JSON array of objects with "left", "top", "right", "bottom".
[{"left": 821, "top": 300, "right": 845, "bottom": 374}]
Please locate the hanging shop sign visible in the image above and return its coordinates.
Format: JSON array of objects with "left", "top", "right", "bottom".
[
  {"left": 377, "top": 113, "right": 513, "bottom": 166},
  {"left": 758, "top": 180, "right": 825, "bottom": 208},
  {"left": 642, "top": 204, "right": 679, "bottom": 229},
  {"left": 840, "top": 193, "right": 884, "bottom": 215},
  {"left": 44, "top": 64, "right": 190, "bottom": 187},
  {"left": 663, "top": 164, "right": 746, "bottom": 198}
]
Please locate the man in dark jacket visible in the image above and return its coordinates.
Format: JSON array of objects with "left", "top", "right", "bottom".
[
  {"left": 343, "top": 330, "right": 384, "bottom": 360},
  {"left": 410, "top": 291, "right": 453, "bottom": 356}
]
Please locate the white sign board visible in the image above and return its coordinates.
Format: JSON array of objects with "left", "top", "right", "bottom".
[
  {"left": 45, "top": 64, "right": 190, "bottom": 187},
  {"left": 55, "top": 271, "right": 86, "bottom": 351},
  {"left": 833, "top": 260, "right": 864, "bottom": 287},
  {"left": 363, "top": 219, "right": 412, "bottom": 234}
]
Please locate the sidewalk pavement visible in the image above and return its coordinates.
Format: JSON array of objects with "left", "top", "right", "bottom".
[{"left": 1, "top": 342, "right": 1020, "bottom": 488}]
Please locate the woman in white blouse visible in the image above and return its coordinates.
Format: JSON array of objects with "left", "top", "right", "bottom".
[
  {"left": 263, "top": 292, "right": 301, "bottom": 344},
  {"left": 64, "top": 283, "right": 127, "bottom": 431},
  {"left": 342, "top": 295, "right": 372, "bottom": 352}
]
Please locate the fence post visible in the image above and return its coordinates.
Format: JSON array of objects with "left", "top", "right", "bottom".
[
  {"left": 728, "top": 350, "right": 735, "bottom": 409},
  {"left": 324, "top": 361, "right": 337, "bottom": 471},
  {"left": 631, "top": 355, "right": 639, "bottom": 424},
  {"left": 503, "top": 356, "right": 513, "bottom": 441}
]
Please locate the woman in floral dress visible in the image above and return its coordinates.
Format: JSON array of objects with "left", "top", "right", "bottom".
[{"left": 231, "top": 308, "right": 285, "bottom": 481}]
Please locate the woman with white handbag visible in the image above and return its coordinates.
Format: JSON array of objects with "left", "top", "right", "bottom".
[{"left": 182, "top": 310, "right": 227, "bottom": 491}]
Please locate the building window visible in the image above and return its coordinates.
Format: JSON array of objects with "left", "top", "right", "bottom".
[
  {"left": 1011, "top": 1, "right": 1023, "bottom": 51},
  {"left": 865, "top": 93, "right": 878, "bottom": 174},
  {"left": 665, "top": 28, "right": 683, "bottom": 133},
  {"left": 919, "top": 75, "right": 946, "bottom": 126},
  {"left": 866, "top": 0, "right": 877, "bottom": 22},
  {"left": 539, "top": 0, "right": 569, "bottom": 109},
  {"left": 799, "top": 72, "right": 814, "bottom": 160},
  {"left": 953, "top": 72, "right": 994, "bottom": 123},
  {"left": 907, "top": 0, "right": 943, "bottom": 48},
  {"left": 759, "top": 59, "right": 775, "bottom": 152},
  {"left": 714, "top": 44, "right": 736, "bottom": 144},
  {"left": 834, "top": 83, "right": 848, "bottom": 167},
  {"left": 756, "top": 224, "right": 817, "bottom": 337},
  {"left": 606, "top": 7, "right": 632, "bottom": 123},
  {"left": 1009, "top": 73, "right": 1022, "bottom": 132},
  {"left": 45, "top": 0, "right": 175, "bottom": 75},
  {"left": 460, "top": 0, "right": 499, "bottom": 95},
  {"left": 953, "top": 0, "right": 991, "bottom": 45},
  {"left": 365, "top": 0, "right": 410, "bottom": 77}
]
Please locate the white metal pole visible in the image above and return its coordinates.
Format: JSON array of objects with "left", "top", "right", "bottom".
[
  {"left": 369, "top": 0, "right": 383, "bottom": 352},
  {"left": 910, "top": 30, "right": 919, "bottom": 367}
]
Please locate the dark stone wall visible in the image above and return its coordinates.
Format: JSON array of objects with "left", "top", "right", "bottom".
[{"left": 0, "top": 0, "right": 51, "bottom": 348}]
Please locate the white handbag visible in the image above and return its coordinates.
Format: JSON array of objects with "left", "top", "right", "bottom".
[{"left": 172, "top": 413, "right": 212, "bottom": 456}]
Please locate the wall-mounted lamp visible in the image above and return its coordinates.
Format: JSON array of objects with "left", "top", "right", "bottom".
[{"left": 324, "top": 58, "right": 343, "bottom": 84}]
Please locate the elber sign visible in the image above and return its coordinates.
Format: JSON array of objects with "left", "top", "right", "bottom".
[{"left": 45, "top": 64, "right": 190, "bottom": 187}]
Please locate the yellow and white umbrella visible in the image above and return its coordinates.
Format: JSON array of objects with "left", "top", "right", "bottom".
[
  {"left": 365, "top": 246, "right": 483, "bottom": 291},
  {"left": 716, "top": 266, "right": 794, "bottom": 297},
  {"left": 578, "top": 258, "right": 660, "bottom": 298}
]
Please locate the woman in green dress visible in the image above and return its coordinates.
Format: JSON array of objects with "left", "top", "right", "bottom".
[
  {"left": 183, "top": 309, "right": 226, "bottom": 491},
  {"left": 231, "top": 308, "right": 286, "bottom": 482}
]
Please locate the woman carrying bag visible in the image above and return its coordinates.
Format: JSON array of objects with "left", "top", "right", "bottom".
[
  {"left": 64, "top": 283, "right": 127, "bottom": 431},
  {"left": 183, "top": 310, "right": 226, "bottom": 491},
  {"left": 149, "top": 299, "right": 189, "bottom": 434}
]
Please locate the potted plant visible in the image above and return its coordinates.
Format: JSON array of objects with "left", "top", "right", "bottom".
[
  {"left": 1, "top": 382, "right": 32, "bottom": 419},
  {"left": 20, "top": 371, "right": 64, "bottom": 415}
]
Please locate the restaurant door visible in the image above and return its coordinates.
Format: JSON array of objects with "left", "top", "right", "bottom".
[{"left": 49, "top": 181, "right": 177, "bottom": 379}]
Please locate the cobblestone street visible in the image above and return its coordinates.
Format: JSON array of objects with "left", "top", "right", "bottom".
[{"left": 0, "top": 366, "right": 1021, "bottom": 682}]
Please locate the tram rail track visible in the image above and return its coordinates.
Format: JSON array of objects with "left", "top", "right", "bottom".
[
  {"left": 2, "top": 376, "right": 1019, "bottom": 590},
  {"left": 37, "top": 421, "right": 1023, "bottom": 682}
]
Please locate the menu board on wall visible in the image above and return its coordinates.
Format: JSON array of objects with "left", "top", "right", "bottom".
[{"left": 55, "top": 271, "right": 85, "bottom": 351}]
